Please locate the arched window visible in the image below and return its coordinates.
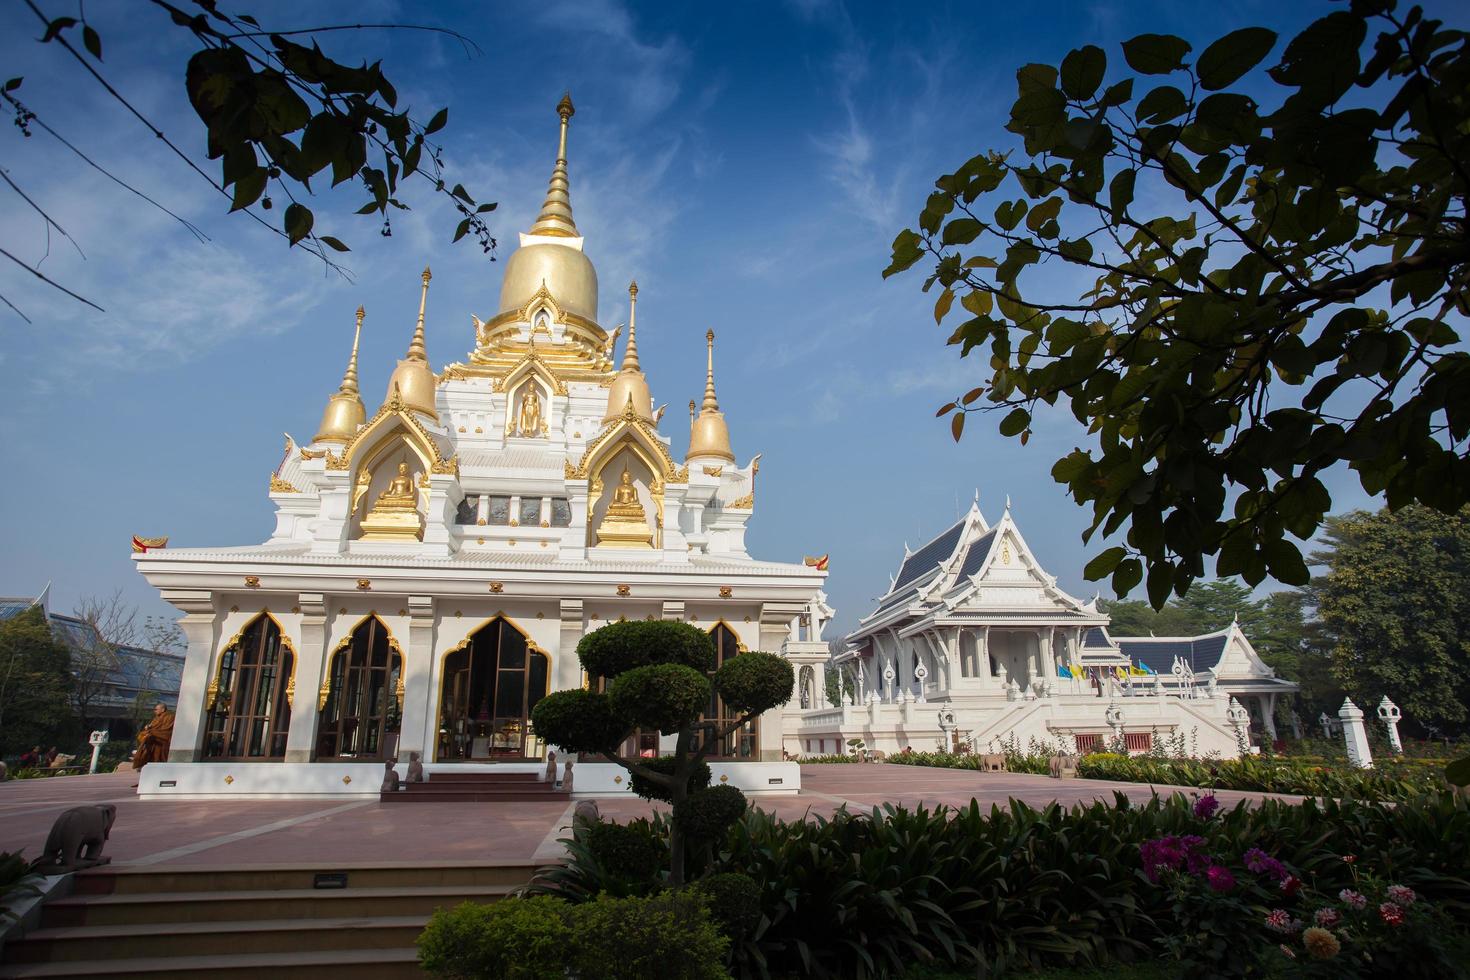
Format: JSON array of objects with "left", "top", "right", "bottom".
[
  {"left": 317, "top": 618, "right": 403, "bottom": 760},
  {"left": 705, "top": 624, "right": 758, "bottom": 759},
  {"left": 437, "top": 619, "right": 549, "bottom": 760},
  {"left": 204, "top": 615, "right": 294, "bottom": 760}
]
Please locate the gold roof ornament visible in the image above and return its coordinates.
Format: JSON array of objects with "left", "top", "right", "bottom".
[
  {"left": 687, "top": 329, "right": 735, "bottom": 463},
  {"left": 315, "top": 305, "right": 368, "bottom": 444},
  {"left": 603, "top": 280, "right": 654, "bottom": 423},
  {"left": 528, "top": 93, "right": 579, "bottom": 238},
  {"left": 384, "top": 268, "right": 439, "bottom": 419}
]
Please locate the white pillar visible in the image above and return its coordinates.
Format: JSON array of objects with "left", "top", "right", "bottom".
[
  {"left": 403, "top": 595, "right": 437, "bottom": 762},
  {"left": 1260, "top": 694, "right": 1278, "bottom": 741},
  {"left": 285, "top": 593, "right": 327, "bottom": 763},
  {"left": 1376, "top": 696, "right": 1404, "bottom": 755},
  {"left": 166, "top": 594, "right": 219, "bottom": 763},
  {"left": 1339, "top": 698, "right": 1373, "bottom": 768}
]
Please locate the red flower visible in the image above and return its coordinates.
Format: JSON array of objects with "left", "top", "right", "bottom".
[
  {"left": 1379, "top": 902, "right": 1405, "bottom": 927},
  {"left": 1281, "top": 875, "right": 1303, "bottom": 898},
  {"left": 1342, "top": 854, "right": 1358, "bottom": 865}
]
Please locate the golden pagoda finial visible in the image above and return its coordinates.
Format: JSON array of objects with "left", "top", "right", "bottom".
[
  {"left": 528, "top": 94, "right": 579, "bottom": 237},
  {"left": 407, "top": 267, "right": 431, "bottom": 362},
  {"left": 702, "top": 329, "right": 720, "bottom": 412},
  {"left": 340, "top": 306, "right": 365, "bottom": 395},
  {"left": 689, "top": 399, "right": 697, "bottom": 425},
  {"left": 621, "top": 281, "right": 641, "bottom": 372}
]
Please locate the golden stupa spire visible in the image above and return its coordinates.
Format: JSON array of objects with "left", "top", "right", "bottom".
[
  {"left": 407, "top": 267, "right": 431, "bottom": 361},
  {"left": 701, "top": 328, "right": 720, "bottom": 412},
  {"left": 314, "top": 305, "right": 368, "bottom": 443},
  {"left": 622, "top": 281, "right": 641, "bottom": 371},
  {"left": 528, "top": 94, "right": 579, "bottom": 238}
]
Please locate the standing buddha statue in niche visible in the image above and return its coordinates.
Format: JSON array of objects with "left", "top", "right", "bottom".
[{"left": 513, "top": 385, "right": 543, "bottom": 437}]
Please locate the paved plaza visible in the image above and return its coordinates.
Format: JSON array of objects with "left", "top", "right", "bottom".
[{"left": 1, "top": 765, "right": 1300, "bottom": 870}]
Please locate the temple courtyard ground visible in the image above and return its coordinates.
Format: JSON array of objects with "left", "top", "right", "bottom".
[{"left": 1, "top": 765, "right": 1301, "bottom": 869}]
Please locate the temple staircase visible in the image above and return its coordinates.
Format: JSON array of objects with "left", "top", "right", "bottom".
[
  {"left": 381, "top": 770, "right": 567, "bottom": 804},
  {"left": 0, "top": 862, "right": 534, "bottom": 978}
]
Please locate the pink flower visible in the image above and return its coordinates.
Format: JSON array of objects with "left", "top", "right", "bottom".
[
  {"left": 1206, "top": 865, "right": 1236, "bottom": 893},
  {"left": 1193, "top": 794, "right": 1221, "bottom": 819},
  {"left": 1339, "top": 889, "right": 1367, "bottom": 910},
  {"left": 1314, "top": 908, "right": 1342, "bottom": 929},
  {"left": 1265, "top": 909, "right": 1301, "bottom": 935},
  {"left": 1279, "top": 944, "right": 1297, "bottom": 960},
  {"left": 1379, "top": 902, "right": 1405, "bottom": 927},
  {"left": 1386, "top": 885, "right": 1416, "bottom": 907},
  {"left": 1281, "top": 875, "right": 1303, "bottom": 898},
  {"left": 1341, "top": 854, "right": 1357, "bottom": 864}
]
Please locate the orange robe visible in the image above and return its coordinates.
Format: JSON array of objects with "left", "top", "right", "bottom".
[{"left": 131, "top": 711, "right": 175, "bottom": 769}]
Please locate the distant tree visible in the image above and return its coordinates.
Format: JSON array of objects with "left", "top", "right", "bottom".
[
  {"left": 4, "top": 1, "right": 496, "bottom": 321},
  {"left": 70, "top": 591, "right": 139, "bottom": 734},
  {"left": 1309, "top": 506, "right": 1470, "bottom": 732},
  {"left": 1103, "top": 580, "right": 1258, "bottom": 636},
  {"left": 0, "top": 607, "right": 76, "bottom": 756},
  {"left": 886, "top": 2, "right": 1470, "bottom": 607},
  {"left": 823, "top": 662, "right": 854, "bottom": 708},
  {"left": 531, "top": 621, "right": 793, "bottom": 887}
]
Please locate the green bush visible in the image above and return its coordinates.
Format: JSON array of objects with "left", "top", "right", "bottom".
[
  {"left": 713, "top": 652, "right": 793, "bottom": 715},
  {"left": 567, "top": 890, "right": 730, "bottom": 980},
  {"left": 417, "top": 896, "right": 571, "bottom": 980},
  {"left": 691, "top": 872, "right": 761, "bottom": 942},
  {"left": 585, "top": 821, "right": 665, "bottom": 890},
  {"left": 797, "top": 753, "right": 858, "bottom": 763},
  {"left": 674, "top": 785, "right": 748, "bottom": 841},
  {"left": 529, "top": 689, "right": 627, "bottom": 755},
  {"left": 628, "top": 755, "right": 711, "bottom": 805},
  {"left": 578, "top": 620, "right": 714, "bottom": 679},
  {"left": 608, "top": 664, "right": 710, "bottom": 735}
]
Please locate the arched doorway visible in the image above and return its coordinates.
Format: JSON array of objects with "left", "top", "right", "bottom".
[
  {"left": 436, "top": 618, "right": 549, "bottom": 760},
  {"left": 316, "top": 617, "right": 403, "bottom": 760},
  {"left": 204, "top": 614, "right": 294, "bottom": 760},
  {"left": 705, "top": 624, "right": 758, "bottom": 759}
]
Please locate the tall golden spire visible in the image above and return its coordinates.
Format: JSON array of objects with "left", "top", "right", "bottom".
[
  {"left": 528, "top": 94, "right": 579, "bottom": 238},
  {"left": 687, "top": 328, "right": 734, "bottom": 462},
  {"left": 314, "top": 305, "right": 368, "bottom": 444},
  {"left": 701, "top": 328, "right": 720, "bottom": 412},
  {"left": 384, "top": 267, "right": 438, "bottom": 419},
  {"left": 603, "top": 279, "right": 653, "bottom": 423}
]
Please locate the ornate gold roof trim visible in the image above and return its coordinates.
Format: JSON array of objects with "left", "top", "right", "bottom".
[
  {"left": 326, "top": 391, "right": 458, "bottom": 477},
  {"left": 491, "top": 346, "right": 569, "bottom": 395},
  {"left": 269, "top": 474, "right": 300, "bottom": 494},
  {"left": 572, "top": 401, "right": 685, "bottom": 481}
]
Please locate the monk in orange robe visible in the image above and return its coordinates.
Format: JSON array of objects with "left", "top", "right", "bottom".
[{"left": 131, "top": 703, "right": 175, "bottom": 770}]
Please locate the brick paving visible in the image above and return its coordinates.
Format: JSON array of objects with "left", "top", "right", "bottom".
[{"left": 0, "top": 765, "right": 1300, "bottom": 868}]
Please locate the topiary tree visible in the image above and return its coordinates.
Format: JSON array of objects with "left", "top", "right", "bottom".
[{"left": 531, "top": 620, "right": 793, "bottom": 886}]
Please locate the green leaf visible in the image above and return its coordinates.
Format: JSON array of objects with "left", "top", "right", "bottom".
[
  {"left": 951, "top": 412, "right": 965, "bottom": 442},
  {"left": 319, "top": 235, "right": 350, "bottom": 252},
  {"left": 941, "top": 217, "right": 984, "bottom": 246},
  {"left": 1112, "top": 558, "right": 1143, "bottom": 596},
  {"left": 284, "top": 202, "right": 314, "bottom": 245},
  {"left": 3, "top": 77, "right": 21, "bottom": 92},
  {"left": 1196, "top": 27, "right": 1276, "bottom": 90},
  {"left": 424, "top": 107, "right": 449, "bottom": 135},
  {"left": 1084, "top": 547, "right": 1127, "bottom": 580},
  {"left": 961, "top": 290, "right": 993, "bottom": 317},
  {"left": 1108, "top": 169, "right": 1136, "bottom": 215},
  {"left": 41, "top": 17, "right": 77, "bottom": 44},
  {"left": 82, "top": 24, "right": 102, "bottom": 61},
  {"left": 1122, "top": 34, "right": 1192, "bottom": 75},
  {"left": 1136, "top": 85, "right": 1187, "bottom": 123},
  {"left": 884, "top": 229, "right": 924, "bottom": 278},
  {"left": 1446, "top": 756, "right": 1470, "bottom": 788},
  {"left": 229, "top": 168, "right": 267, "bottom": 212},
  {"left": 1060, "top": 45, "right": 1106, "bottom": 100},
  {"left": 934, "top": 287, "right": 955, "bottom": 325},
  {"left": 999, "top": 407, "right": 1030, "bottom": 436},
  {"left": 1025, "top": 197, "right": 1062, "bottom": 232}
]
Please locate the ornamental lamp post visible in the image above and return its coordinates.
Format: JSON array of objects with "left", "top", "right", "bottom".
[
  {"left": 1376, "top": 696, "right": 1404, "bottom": 755},
  {"left": 1339, "top": 698, "right": 1374, "bottom": 769},
  {"left": 87, "top": 730, "right": 109, "bottom": 775}
]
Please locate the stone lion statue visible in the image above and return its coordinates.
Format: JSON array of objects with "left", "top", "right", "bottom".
[{"left": 31, "top": 804, "right": 117, "bottom": 874}]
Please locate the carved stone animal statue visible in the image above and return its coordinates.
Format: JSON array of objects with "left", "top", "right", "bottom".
[
  {"left": 31, "top": 804, "right": 116, "bottom": 874},
  {"left": 405, "top": 752, "right": 424, "bottom": 784},
  {"left": 381, "top": 759, "right": 400, "bottom": 793},
  {"left": 573, "top": 799, "right": 600, "bottom": 828},
  {"left": 543, "top": 751, "right": 557, "bottom": 783},
  {"left": 979, "top": 753, "right": 1007, "bottom": 772},
  {"left": 1048, "top": 754, "right": 1079, "bottom": 779},
  {"left": 561, "top": 759, "right": 574, "bottom": 794}
]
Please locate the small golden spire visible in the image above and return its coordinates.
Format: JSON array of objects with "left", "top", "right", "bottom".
[
  {"left": 689, "top": 399, "right": 697, "bottom": 425},
  {"left": 407, "top": 267, "right": 431, "bottom": 362},
  {"left": 702, "top": 329, "right": 720, "bottom": 412},
  {"left": 340, "top": 306, "right": 364, "bottom": 395},
  {"left": 622, "top": 281, "right": 641, "bottom": 372},
  {"left": 529, "top": 94, "right": 579, "bottom": 237}
]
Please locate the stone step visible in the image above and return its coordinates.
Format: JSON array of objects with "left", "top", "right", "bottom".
[
  {"left": 381, "top": 789, "right": 567, "bottom": 803},
  {"left": 71, "top": 861, "right": 536, "bottom": 896},
  {"left": 41, "top": 884, "right": 514, "bottom": 928},
  {"left": 4, "top": 915, "right": 429, "bottom": 964},
  {"left": 424, "top": 771, "right": 544, "bottom": 783},
  {"left": 0, "top": 947, "right": 424, "bottom": 979}
]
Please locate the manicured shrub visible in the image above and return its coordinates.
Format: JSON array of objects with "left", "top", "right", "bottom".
[
  {"left": 713, "top": 651, "right": 793, "bottom": 714},
  {"left": 567, "top": 890, "right": 730, "bottom": 980},
  {"left": 529, "top": 688, "right": 627, "bottom": 755},
  {"left": 691, "top": 872, "right": 761, "bottom": 942},
  {"left": 608, "top": 663, "right": 710, "bottom": 734},
  {"left": 674, "top": 785, "right": 748, "bottom": 841},
  {"left": 417, "top": 896, "right": 571, "bottom": 980},
  {"left": 577, "top": 619, "right": 714, "bottom": 679},
  {"left": 628, "top": 755, "right": 711, "bottom": 805},
  {"left": 585, "top": 821, "right": 664, "bottom": 888}
]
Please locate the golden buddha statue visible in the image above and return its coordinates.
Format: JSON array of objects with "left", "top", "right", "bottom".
[
  {"left": 360, "top": 461, "right": 424, "bottom": 541},
  {"left": 595, "top": 465, "right": 653, "bottom": 548},
  {"left": 510, "top": 385, "right": 544, "bottom": 437}
]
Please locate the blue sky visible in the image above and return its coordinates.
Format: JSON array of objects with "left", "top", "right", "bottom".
[{"left": 0, "top": 0, "right": 1442, "bottom": 636}]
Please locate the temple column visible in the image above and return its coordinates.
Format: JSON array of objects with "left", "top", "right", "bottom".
[
  {"left": 284, "top": 593, "right": 327, "bottom": 762},
  {"left": 979, "top": 626, "right": 994, "bottom": 691},
  {"left": 404, "top": 595, "right": 437, "bottom": 762},
  {"left": 1260, "top": 694, "right": 1278, "bottom": 741},
  {"left": 560, "top": 599, "right": 586, "bottom": 692},
  {"left": 164, "top": 591, "right": 219, "bottom": 763}
]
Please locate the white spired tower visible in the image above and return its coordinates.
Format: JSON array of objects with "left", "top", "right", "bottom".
[{"left": 133, "top": 95, "right": 830, "bottom": 799}]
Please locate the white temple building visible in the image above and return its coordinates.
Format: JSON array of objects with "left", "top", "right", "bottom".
[
  {"left": 791, "top": 499, "right": 1294, "bottom": 758},
  {"left": 133, "top": 96, "right": 830, "bottom": 798}
]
